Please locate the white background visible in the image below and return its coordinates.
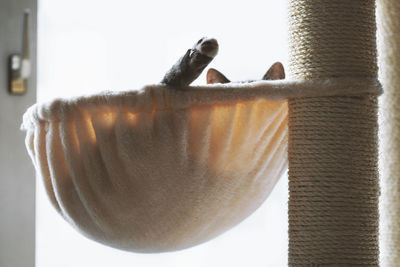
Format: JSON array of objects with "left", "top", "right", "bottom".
[{"left": 37, "top": 0, "right": 289, "bottom": 266}]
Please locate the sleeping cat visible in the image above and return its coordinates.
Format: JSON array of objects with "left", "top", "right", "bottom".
[
  {"left": 161, "top": 37, "right": 285, "bottom": 86},
  {"left": 206, "top": 62, "right": 285, "bottom": 84},
  {"left": 161, "top": 37, "right": 219, "bottom": 86}
]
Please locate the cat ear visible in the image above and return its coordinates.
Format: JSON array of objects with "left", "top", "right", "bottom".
[
  {"left": 207, "top": 68, "right": 231, "bottom": 84},
  {"left": 262, "top": 62, "right": 285, "bottom": 80}
]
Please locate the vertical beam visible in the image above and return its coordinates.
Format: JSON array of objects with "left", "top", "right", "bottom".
[
  {"left": 288, "top": 0, "right": 379, "bottom": 265},
  {"left": 377, "top": 0, "right": 400, "bottom": 265},
  {"left": 0, "top": 1, "right": 37, "bottom": 267}
]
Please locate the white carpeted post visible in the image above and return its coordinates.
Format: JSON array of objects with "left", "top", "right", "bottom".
[
  {"left": 377, "top": 0, "right": 400, "bottom": 265},
  {"left": 288, "top": 0, "right": 380, "bottom": 265}
]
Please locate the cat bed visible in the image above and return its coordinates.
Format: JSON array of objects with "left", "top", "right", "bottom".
[{"left": 21, "top": 79, "right": 381, "bottom": 253}]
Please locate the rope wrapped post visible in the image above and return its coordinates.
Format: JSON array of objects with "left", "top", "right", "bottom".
[
  {"left": 377, "top": 0, "right": 400, "bottom": 265},
  {"left": 288, "top": 0, "right": 379, "bottom": 265}
]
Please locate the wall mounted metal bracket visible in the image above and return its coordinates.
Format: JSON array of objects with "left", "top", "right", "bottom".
[{"left": 8, "top": 9, "right": 31, "bottom": 95}]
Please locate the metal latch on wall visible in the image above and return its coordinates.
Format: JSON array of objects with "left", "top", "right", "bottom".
[{"left": 8, "top": 9, "right": 31, "bottom": 95}]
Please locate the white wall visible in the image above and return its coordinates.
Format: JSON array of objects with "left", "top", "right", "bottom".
[{"left": 37, "top": 1, "right": 289, "bottom": 266}]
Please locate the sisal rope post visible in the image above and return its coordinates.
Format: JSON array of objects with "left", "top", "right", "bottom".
[
  {"left": 288, "top": 0, "right": 380, "bottom": 265},
  {"left": 377, "top": 0, "right": 400, "bottom": 265}
]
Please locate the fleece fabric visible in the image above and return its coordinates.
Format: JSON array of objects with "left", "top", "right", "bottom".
[{"left": 21, "top": 79, "right": 381, "bottom": 252}]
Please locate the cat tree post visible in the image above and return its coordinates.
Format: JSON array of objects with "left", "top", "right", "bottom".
[
  {"left": 378, "top": 0, "right": 400, "bottom": 265},
  {"left": 288, "top": 0, "right": 379, "bottom": 265}
]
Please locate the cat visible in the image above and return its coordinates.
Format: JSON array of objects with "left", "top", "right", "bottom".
[
  {"left": 206, "top": 62, "right": 285, "bottom": 84},
  {"left": 161, "top": 37, "right": 285, "bottom": 86},
  {"left": 161, "top": 37, "right": 219, "bottom": 86}
]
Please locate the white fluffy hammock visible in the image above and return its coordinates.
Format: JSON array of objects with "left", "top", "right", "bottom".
[{"left": 21, "top": 79, "right": 381, "bottom": 253}]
